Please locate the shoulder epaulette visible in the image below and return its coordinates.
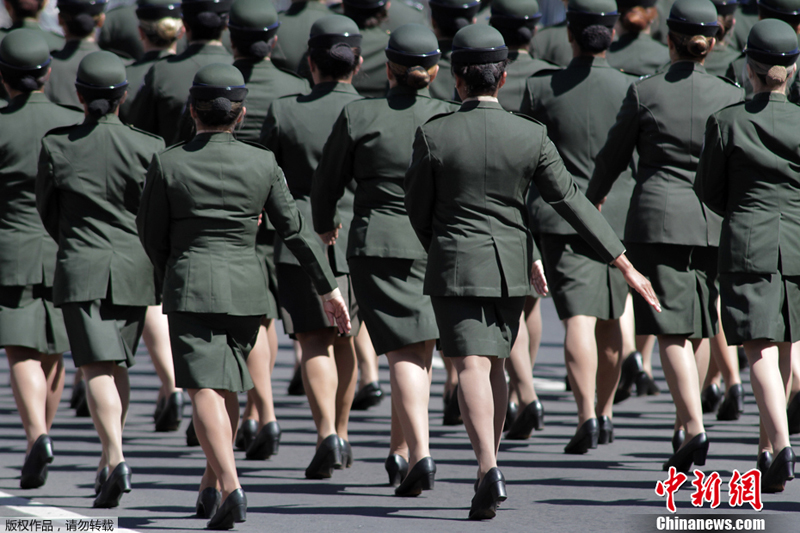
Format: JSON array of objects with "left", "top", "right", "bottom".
[
  {"left": 161, "top": 140, "right": 188, "bottom": 153},
  {"left": 716, "top": 75, "right": 742, "bottom": 89},
  {"left": 53, "top": 103, "right": 84, "bottom": 114},
  {"left": 241, "top": 139, "right": 270, "bottom": 151},
  {"left": 126, "top": 124, "right": 167, "bottom": 141}
]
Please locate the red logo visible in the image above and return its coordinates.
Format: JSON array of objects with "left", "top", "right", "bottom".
[{"left": 656, "top": 468, "right": 763, "bottom": 512}]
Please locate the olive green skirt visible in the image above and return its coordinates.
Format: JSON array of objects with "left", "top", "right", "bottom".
[
  {"left": 719, "top": 271, "right": 800, "bottom": 345},
  {"left": 276, "top": 264, "right": 360, "bottom": 337},
  {"left": 168, "top": 312, "right": 261, "bottom": 392},
  {"left": 61, "top": 300, "right": 146, "bottom": 368},
  {"left": 0, "top": 284, "right": 70, "bottom": 354},
  {"left": 626, "top": 243, "right": 718, "bottom": 338},
  {"left": 430, "top": 296, "right": 525, "bottom": 358},
  {"left": 349, "top": 256, "right": 439, "bottom": 355},
  {"left": 540, "top": 234, "right": 627, "bottom": 321}
]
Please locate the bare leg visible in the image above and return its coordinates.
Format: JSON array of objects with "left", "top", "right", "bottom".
[
  {"left": 454, "top": 355, "right": 507, "bottom": 478},
  {"left": 524, "top": 297, "right": 542, "bottom": 370},
  {"left": 658, "top": 336, "right": 705, "bottom": 442},
  {"left": 595, "top": 319, "right": 623, "bottom": 419},
  {"left": 333, "top": 336, "right": 357, "bottom": 441},
  {"left": 82, "top": 362, "right": 128, "bottom": 472},
  {"left": 387, "top": 340, "right": 435, "bottom": 466},
  {"left": 245, "top": 319, "right": 276, "bottom": 428},
  {"left": 745, "top": 341, "right": 792, "bottom": 454},
  {"left": 703, "top": 355, "right": 722, "bottom": 389},
  {"left": 443, "top": 356, "right": 458, "bottom": 398},
  {"left": 563, "top": 315, "right": 599, "bottom": 425},
  {"left": 389, "top": 391, "right": 408, "bottom": 459},
  {"left": 707, "top": 299, "right": 741, "bottom": 390},
  {"left": 297, "top": 328, "right": 338, "bottom": 443},
  {"left": 507, "top": 313, "right": 536, "bottom": 408},
  {"left": 6, "top": 347, "right": 65, "bottom": 450},
  {"left": 693, "top": 339, "right": 710, "bottom": 395},
  {"left": 189, "top": 388, "right": 241, "bottom": 499},
  {"left": 142, "top": 305, "right": 180, "bottom": 401},
  {"left": 637, "top": 335, "right": 657, "bottom": 376},
  {"left": 620, "top": 294, "right": 637, "bottom": 358},
  {"left": 790, "top": 342, "right": 800, "bottom": 403},
  {"left": 354, "top": 325, "right": 380, "bottom": 388}
]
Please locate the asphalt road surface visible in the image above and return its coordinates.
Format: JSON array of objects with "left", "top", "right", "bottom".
[{"left": 0, "top": 299, "right": 797, "bottom": 532}]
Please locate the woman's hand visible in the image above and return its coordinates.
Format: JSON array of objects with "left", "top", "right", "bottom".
[
  {"left": 595, "top": 197, "right": 607, "bottom": 213},
  {"left": 319, "top": 225, "right": 341, "bottom": 246},
  {"left": 613, "top": 253, "right": 661, "bottom": 313},
  {"left": 321, "top": 287, "right": 351, "bottom": 335},
  {"left": 530, "top": 259, "right": 549, "bottom": 296}
]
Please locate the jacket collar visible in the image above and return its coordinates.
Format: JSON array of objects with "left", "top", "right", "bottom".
[
  {"left": 752, "top": 91, "right": 788, "bottom": 103},
  {"left": 459, "top": 98, "right": 505, "bottom": 111},
  {"left": 387, "top": 85, "right": 431, "bottom": 98},
  {"left": 669, "top": 60, "right": 707, "bottom": 74},
  {"left": 84, "top": 113, "right": 123, "bottom": 126},
  {"left": 567, "top": 55, "right": 610, "bottom": 69},
  {"left": 193, "top": 131, "right": 236, "bottom": 142},
  {"left": 310, "top": 81, "right": 360, "bottom": 97}
]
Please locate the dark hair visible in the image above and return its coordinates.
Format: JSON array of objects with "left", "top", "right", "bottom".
[
  {"left": 184, "top": 12, "right": 227, "bottom": 40},
  {"left": 61, "top": 12, "right": 103, "bottom": 37},
  {"left": 8, "top": 0, "right": 44, "bottom": 20},
  {"left": 669, "top": 31, "right": 713, "bottom": 59},
  {"left": 388, "top": 61, "right": 435, "bottom": 89},
  {"left": 77, "top": 88, "right": 125, "bottom": 117},
  {"left": 0, "top": 67, "right": 47, "bottom": 92},
  {"left": 620, "top": 6, "right": 658, "bottom": 34},
  {"left": 715, "top": 14, "right": 734, "bottom": 41},
  {"left": 758, "top": 6, "right": 800, "bottom": 28},
  {"left": 432, "top": 11, "right": 472, "bottom": 38},
  {"left": 309, "top": 43, "right": 361, "bottom": 79},
  {"left": 572, "top": 24, "right": 613, "bottom": 53},
  {"left": 452, "top": 59, "right": 508, "bottom": 97},
  {"left": 343, "top": 6, "right": 388, "bottom": 29},
  {"left": 192, "top": 97, "right": 243, "bottom": 126},
  {"left": 230, "top": 35, "right": 276, "bottom": 59},
  {"left": 494, "top": 25, "right": 534, "bottom": 48}
]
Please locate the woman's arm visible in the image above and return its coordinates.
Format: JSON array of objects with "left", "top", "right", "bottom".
[
  {"left": 404, "top": 127, "right": 436, "bottom": 251},
  {"left": 35, "top": 142, "right": 60, "bottom": 242},
  {"left": 136, "top": 154, "right": 172, "bottom": 285},
  {"left": 694, "top": 114, "right": 729, "bottom": 217}
]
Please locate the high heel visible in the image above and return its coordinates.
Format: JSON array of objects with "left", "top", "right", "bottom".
[
  {"left": 443, "top": 385, "right": 462, "bottom": 426},
  {"left": 701, "top": 384, "right": 724, "bottom": 414},
  {"left": 757, "top": 451, "right": 773, "bottom": 476},
  {"left": 20, "top": 435, "right": 54, "bottom": 489},
  {"left": 155, "top": 391, "right": 184, "bottom": 432},
  {"left": 564, "top": 418, "right": 598, "bottom": 455},
  {"left": 504, "top": 401, "right": 518, "bottom": 431},
  {"left": 394, "top": 457, "right": 435, "bottom": 497},
  {"left": 235, "top": 419, "right": 258, "bottom": 451},
  {"left": 761, "top": 447, "right": 795, "bottom": 494},
  {"left": 636, "top": 372, "right": 660, "bottom": 396},
  {"left": 662, "top": 433, "right": 708, "bottom": 473},
  {"left": 153, "top": 396, "right": 165, "bottom": 422},
  {"left": 195, "top": 487, "right": 222, "bottom": 518},
  {"left": 614, "top": 351, "right": 644, "bottom": 404},
  {"left": 716, "top": 384, "right": 744, "bottom": 421},
  {"left": 337, "top": 438, "right": 353, "bottom": 469},
  {"left": 469, "top": 467, "right": 507, "bottom": 520},
  {"left": 305, "top": 434, "right": 342, "bottom": 479},
  {"left": 672, "top": 429, "right": 685, "bottom": 453},
  {"left": 186, "top": 419, "right": 200, "bottom": 447},
  {"left": 787, "top": 393, "right": 800, "bottom": 435},
  {"left": 385, "top": 454, "right": 408, "bottom": 487},
  {"left": 93, "top": 462, "right": 132, "bottom": 508},
  {"left": 206, "top": 488, "right": 246, "bottom": 530},
  {"left": 598, "top": 416, "right": 614, "bottom": 445},
  {"left": 351, "top": 381, "right": 384, "bottom": 410},
  {"left": 505, "top": 400, "right": 544, "bottom": 440},
  {"left": 245, "top": 421, "right": 281, "bottom": 460},
  {"left": 94, "top": 466, "right": 108, "bottom": 495}
]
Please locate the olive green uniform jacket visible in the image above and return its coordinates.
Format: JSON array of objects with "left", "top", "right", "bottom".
[
  {"left": 45, "top": 40, "right": 101, "bottom": 108},
  {"left": 352, "top": 26, "right": 391, "bottom": 99},
  {"left": 727, "top": 1, "right": 758, "bottom": 53},
  {"left": 261, "top": 81, "right": 362, "bottom": 276},
  {"left": 586, "top": 61, "right": 744, "bottom": 246},
  {"left": 405, "top": 99, "right": 625, "bottom": 297},
  {"left": 521, "top": 56, "right": 635, "bottom": 239},
  {"left": 120, "top": 50, "right": 172, "bottom": 124},
  {"left": 703, "top": 40, "right": 741, "bottom": 78},
  {"left": 382, "top": 0, "right": 427, "bottom": 31},
  {"left": 98, "top": 5, "right": 145, "bottom": 61},
  {"left": 36, "top": 114, "right": 164, "bottom": 306},
  {"left": 498, "top": 50, "right": 555, "bottom": 113},
  {"left": 129, "top": 42, "right": 232, "bottom": 144},
  {"left": 137, "top": 132, "right": 336, "bottom": 316},
  {"left": 429, "top": 39, "right": 456, "bottom": 101},
  {"left": 0, "top": 19, "right": 64, "bottom": 52},
  {"left": 311, "top": 85, "right": 459, "bottom": 259},
  {"left": 695, "top": 93, "right": 800, "bottom": 276},
  {"left": 272, "top": 1, "right": 331, "bottom": 73},
  {"left": 607, "top": 33, "right": 669, "bottom": 76},
  {"left": 0, "top": 93, "right": 83, "bottom": 288},
  {"left": 532, "top": 21, "right": 571, "bottom": 67},
  {"left": 728, "top": 40, "right": 800, "bottom": 103}
]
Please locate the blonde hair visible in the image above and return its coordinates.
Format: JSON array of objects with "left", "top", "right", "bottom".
[
  {"left": 140, "top": 17, "right": 183, "bottom": 47},
  {"left": 388, "top": 62, "right": 437, "bottom": 90}
]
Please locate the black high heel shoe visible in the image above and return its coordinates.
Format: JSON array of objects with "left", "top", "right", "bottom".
[
  {"left": 153, "top": 396, "right": 165, "bottom": 422},
  {"left": 757, "top": 451, "right": 773, "bottom": 475},
  {"left": 93, "top": 462, "right": 132, "bottom": 508},
  {"left": 245, "top": 421, "right": 281, "bottom": 460},
  {"left": 598, "top": 416, "right": 614, "bottom": 445},
  {"left": 662, "top": 433, "right": 708, "bottom": 473},
  {"left": 385, "top": 454, "right": 408, "bottom": 487},
  {"left": 504, "top": 402, "right": 518, "bottom": 431},
  {"left": 235, "top": 419, "right": 257, "bottom": 451},
  {"left": 196, "top": 487, "right": 222, "bottom": 519},
  {"left": 716, "top": 384, "right": 744, "bottom": 421},
  {"left": 20, "top": 435, "right": 54, "bottom": 489},
  {"left": 206, "top": 488, "right": 246, "bottom": 530},
  {"left": 155, "top": 391, "right": 183, "bottom": 432},
  {"left": 337, "top": 438, "right": 353, "bottom": 469},
  {"left": 636, "top": 372, "right": 661, "bottom": 396},
  {"left": 443, "top": 385, "right": 462, "bottom": 426},
  {"left": 351, "top": 382, "right": 384, "bottom": 410},
  {"left": 186, "top": 419, "right": 200, "bottom": 447},
  {"left": 94, "top": 467, "right": 108, "bottom": 495},
  {"left": 564, "top": 418, "right": 598, "bottom": 455},
  {"left": 305, "top": 434, "right": 342, "bottom": 479},
  {"left": 701, "top": 384, "right": 724, "bottom": 414},
  {"left": 672, "top": 429, "right": 685, "bottom": 453},
  {"left": 469, "top": 467, "right": 507, "bottom": 520},
  {"left": 614, "top": 352, "right": 644, "bottom": 404},
  {"left": 395, "top": 457, "right": 435, "bottom": 497},
  {"left": 761, "top": 447, "right": 795, "bottom": 494},
  {"left": 787, "top": 393, "right": 800, "bottom": 435},
  {"left": 505, "top": 400, "right": 544, "bottom": 440}
]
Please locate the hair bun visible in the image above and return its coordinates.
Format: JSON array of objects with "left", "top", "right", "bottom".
[
  {"left": 196, "top": 11, "right": 224, "bottom": 29},
  {"left": 18, "top": 75, "right": 39, "bottom": 92},
  {"left": 210, "top": 96, "right": 233, "bottom": 113},
  {"left": 687, "top": 34, "right": 711, "bottom": 57},
  {"left": 249, "top": 40, "right": 270, "bottom": 59},
  {"left": 72, "top": 12, "right": 96, "bottom": 35},
  {"left": 87, "top": 98, "right": 111, "bottom": 116},
  {"left": 766, "top": 65, "right": 788, "bottom": 86},
  {"left": 329, "top": 42, "right": 356, "bottom": 65}
]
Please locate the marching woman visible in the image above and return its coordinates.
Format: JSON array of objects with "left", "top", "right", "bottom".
[
  {"left": 405, "top": 24, "right": 659, "bottom": 519},
  {"left": 696, "top": 18, "right": 799, "bottom": 493},
  {"left": 607, "top": 0, "right": 669, "bottom": 76},
  {"left": 311, "top": 23, "right": 458, "bottom": 495},
  {"left": 587, "top": 0, "right": 744, "bottom": 472},
  {"left": 260, "top": 15, "right": 363, "bottom": 480},
  {"left": 0, "top": 29, "right": 83, "bottom": 490},
  {"left": 36, "top": 51, "right": 165, "bottom": 507},
  {"left": 137, "top": 63, "right": 351, "bottom": 528}
]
